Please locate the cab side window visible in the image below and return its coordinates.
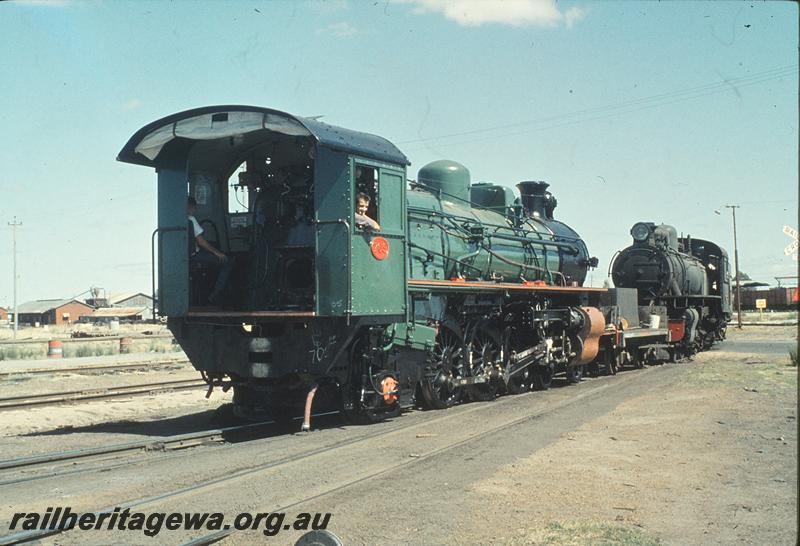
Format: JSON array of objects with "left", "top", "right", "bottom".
[
  {"left": 353, "top": 161, "right": 404, "bottom": 234},
  {"left": 355, "top": 166, "right": 379, "bottom": 223}
]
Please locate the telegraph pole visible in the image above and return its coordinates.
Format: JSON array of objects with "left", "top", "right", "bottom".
[
  {"left": 725, "top": 205, "right": 742, "bottom": 329},
  {"left": 8, "top": 217, "right": 21, "bottom": 339}
]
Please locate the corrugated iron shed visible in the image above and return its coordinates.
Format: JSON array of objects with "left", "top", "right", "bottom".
[
  {"left": 89, "top": 307, "right": 148, "bottom": 318},
  {"left": 108, "top": 292, "right": 153, "bottom": 306},
  {"left": 15, "top": 299, "right": 92, "bottom": 314}
]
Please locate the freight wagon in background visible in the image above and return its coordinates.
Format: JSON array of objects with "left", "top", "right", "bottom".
[{"left": 736, "top": 287, "right": 799, "bottom": 310}]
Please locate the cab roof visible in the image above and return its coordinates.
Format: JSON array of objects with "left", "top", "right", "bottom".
[{"left": 117, "top": 105, "right": 409, "bottom": 168}]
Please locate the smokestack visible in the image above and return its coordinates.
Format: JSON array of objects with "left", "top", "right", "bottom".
[{"left": 517, "top": 181, "right": 553, "bottom": 219}]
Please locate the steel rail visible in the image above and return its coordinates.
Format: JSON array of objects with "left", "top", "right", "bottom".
[
  {"left": 182, "top": 370, "right": 651, "bottom": 545},
  {"left": 0, "top": 334, "right": 174, "bottom": 346},
  {"left": 0, "top": 409, "right": 429, "bottom": 545},
  {"left": 0, "top": 411, "right": 343, "bottom": 488},
  {"left": 0, "top": 378, "right": 206, "bottom": 411},
  {"left": 0, "top": 419, "right": 276, "bottom": 473},
  {"left": 0, "top": 358, "right": 190, "bottom": 377},
  {"left": 0, "top": 367, "right": 652, "bottom": 546}
]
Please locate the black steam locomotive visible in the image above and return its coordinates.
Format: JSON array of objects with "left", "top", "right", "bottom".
[{"left": 611, "top": 222, "right": 732, "bottom": 356}]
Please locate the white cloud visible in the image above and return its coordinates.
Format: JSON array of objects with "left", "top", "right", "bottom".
[
  {"left": 123, "top": 98, "right": 142, "bottom": 111},
  {"left": 564, "top": 6, "right": 586, "bottom": 28},
  {"left": 318, "top": 21, "right": 359, "bottom": 38},
  {"left": 403, "top": 0, "right": 586, "bottom": 28}
]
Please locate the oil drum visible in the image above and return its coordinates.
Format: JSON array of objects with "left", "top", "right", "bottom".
[{"left": 47, "top": 340, "right": 63, "bottom": 359}]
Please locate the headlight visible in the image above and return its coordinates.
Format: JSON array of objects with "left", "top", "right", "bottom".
[{"left": 631, "top": 222, "right": 651, "bottom": 242}]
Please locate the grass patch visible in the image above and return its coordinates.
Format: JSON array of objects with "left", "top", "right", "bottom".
[
  {"left": 0, "top": 346, "right": 47, "bottom": 361},
  {"left": 62, "top": 342, "right": 116, "bottom": 358},
  {"left": 147, "top": 340, "right": 182, "bottom": 353},
  {"left": 790, "top": 349, "right": 797, "bottom": 367},
  {"left": 75, "top": 345, "right": 92, "bottom": 358},
  {"left": 510, "top": 520, "right": 662, "bottom": 546},
  {"left": 148, "top": 340, "right": 168, "bottom": 353},
  {"left": 680, "top": 353, "right": 796, "bottom": 395}
]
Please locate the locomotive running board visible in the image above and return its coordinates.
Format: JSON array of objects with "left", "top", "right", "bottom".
[
  {"left": 616, "top": 328, "right": 669, "bottom": 341},
  {"left": 408, "top": 280, "right": 608, "bottom": 293},
  {"left": 186, "top": 310, "right": 316, "bottom": 318}
]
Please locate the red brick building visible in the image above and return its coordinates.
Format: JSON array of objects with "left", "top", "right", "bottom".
[
  {"left": 0, "top": 307, "right": 8, "bottom": 322},
  {"left": 15, "top": 299, "right": 95, "bottom": 326}
]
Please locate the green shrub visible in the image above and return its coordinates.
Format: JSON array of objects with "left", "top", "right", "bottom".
[
  {"left": 73, "top": 344, "right": 93, "bottom": 358},
  {"left": 0, "top": 346, "right": 46, "bottom": 360},
  {"left": 148, "top": 340, "right": 175, "bottom": 353},
  {"left": 0, "top": 347, "right": 20, "bottom": 361}
]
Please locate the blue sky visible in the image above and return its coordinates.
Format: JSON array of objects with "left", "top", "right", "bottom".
[{"left": 0, "top": 0, "right": 796, "bottom": 305}]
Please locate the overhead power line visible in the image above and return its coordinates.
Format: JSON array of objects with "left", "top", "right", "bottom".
[{"left": 398, "top": 65, "right": 798, "bottom": 149}]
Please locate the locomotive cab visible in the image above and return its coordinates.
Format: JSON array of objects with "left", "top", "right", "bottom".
[
  {"left": 186, "top": 134, "right": 318, "bottom": 312},
  {"left": 118, "top": 106, "right": 410, "bottom": 322}
]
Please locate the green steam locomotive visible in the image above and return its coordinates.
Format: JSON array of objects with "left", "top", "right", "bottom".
[{"left": 118, "top": 105, "right": 724, "bottom": 425}]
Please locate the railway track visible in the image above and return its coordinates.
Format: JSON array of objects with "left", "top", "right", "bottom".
[
  {"left": 0, "top": 333, "right": 174, "bottom": 346},
  {"left": 0, "top": 419, "right": 279, "bottom": 488},
  {"left": 0, "top": 357, "right": 190, "bottom": 377},
  {"left": 0, "top": 410, "right": 340, "bottom": 482},
  {"left": 0, "top": 421, "right": 263, "bottom": 472},
  {"left": 0, "top": 366, "right": 658, "bottom": 546},
  {"left": 0, "top": 378, "right": 207, "bottom": 412},
  {"left": 181, "top": 380, "right": 626, "bottom": 545}
]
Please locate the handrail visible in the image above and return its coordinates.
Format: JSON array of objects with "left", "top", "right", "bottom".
[
  {"left": 315, "top": 218, "right": 351, "bottom": 320},
  {"left": 407, "top": 204, "right": 585, "bottom": 244},
  {"left": 409, "top": 215, "right": 565, "bottom": 284},
  {"left": 408, "top": 242, "right": 484, "bottom": 277},
  {"left": 479, "top": 243, "right": 566, "bottom": 286},
  {"left": 152, "top": 226, "right": 189, "bottom": 321}
]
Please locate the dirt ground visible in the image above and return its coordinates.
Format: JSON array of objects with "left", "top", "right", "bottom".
[
  {"left": 0, "top": 362, "right": 231, "bottom": 459},
  {"left": 455, "top": 325, "right": 798, "bottom": 545},
  {"left": 284, "top": 325, "right": 797, "bottom": 546},
  {"left": 0, "top": 325, "right": 795, "bottom": 545}
]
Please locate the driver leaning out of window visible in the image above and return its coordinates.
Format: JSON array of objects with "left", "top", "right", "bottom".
[{"left": 354, "top": 192, "right": 380, "bottom": 231}]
